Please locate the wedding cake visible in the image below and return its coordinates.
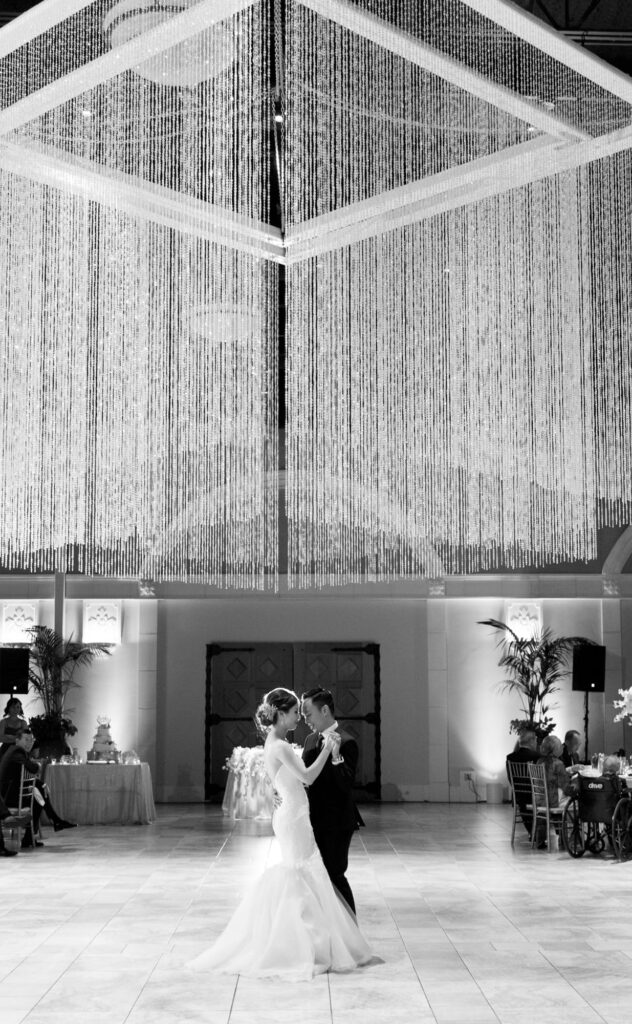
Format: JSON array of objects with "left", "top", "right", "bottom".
[{"left": 87, "top": 716, "right": 119, "bottom": 762}]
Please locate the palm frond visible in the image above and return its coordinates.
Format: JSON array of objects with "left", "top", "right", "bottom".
[
  {"left": 479, "top": 618, "right": 594, "bottom": 733},
  {"left": 25, "top": 625, "right": 111, "bottom": 718},
  {"left": 478, "top": 619, "right": 522, "bottom": 646}
]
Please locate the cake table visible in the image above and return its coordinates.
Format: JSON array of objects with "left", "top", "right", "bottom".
[{"left": 45, "top": 762, "right": 156, "bottom": 825}]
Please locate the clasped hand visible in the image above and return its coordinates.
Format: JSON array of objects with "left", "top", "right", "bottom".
[{"left": 323, "top": 732, "right": 340, "bottom": 754}]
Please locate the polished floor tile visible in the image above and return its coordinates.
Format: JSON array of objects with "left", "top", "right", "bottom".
[{"left": 2, "top": 802, "right": 632, "bottom": 1023}]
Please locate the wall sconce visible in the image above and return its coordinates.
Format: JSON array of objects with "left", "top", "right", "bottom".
[
  {"left": 82, "top": 602, "right": 121, "bottom": 645},
  {"left": 428, "top": 578, "right": 446, "bottom": 597},
  {"left": 1, "top": 602, "right": 39, "bottom": 643},
  {"left": 505, "top": 601, "right": 542, "bottom": 640}
]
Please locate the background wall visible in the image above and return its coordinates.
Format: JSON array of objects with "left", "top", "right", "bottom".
[
  {"left": 155, "top": 597, "right": 428, "bottom": 802},
  {"left": 153, "top": 591, "right": 627, "bottom": 802},
  {"left": 6, "top": 598, "right": 154, "bottom": 771},
  {"left": 445, "top": 598, "right": 613, "bottom": 800},
  {"left": 1, "top": 584, "right": 629, "bottom": 804}
]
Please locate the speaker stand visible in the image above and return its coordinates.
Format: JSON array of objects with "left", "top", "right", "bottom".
[{"left": 583, "top": 691, "right": 590, "bottom": 763}]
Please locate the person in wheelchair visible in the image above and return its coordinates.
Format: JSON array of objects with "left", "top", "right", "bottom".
[
  {"left": 563, "top": 756, "right": 626, "bottom": 857},
  {"left": 602, "top": 755, "right": 625, "bottom": 798}
]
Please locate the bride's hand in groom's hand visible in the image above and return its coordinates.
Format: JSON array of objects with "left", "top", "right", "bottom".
[
  {"left": 324, "top": 733, "right": 340, "bottom": 756},
  {"left": 273, "top": 789, "right": 282, "bottom": 809}
]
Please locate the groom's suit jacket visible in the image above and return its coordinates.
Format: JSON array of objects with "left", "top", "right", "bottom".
[{"left": 303, "top": 729, "right": 363, "bottom": 833}]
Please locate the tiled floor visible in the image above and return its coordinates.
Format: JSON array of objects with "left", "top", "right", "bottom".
[{"left": 1, "top": 803, "right": 631, "bottom": 1024}]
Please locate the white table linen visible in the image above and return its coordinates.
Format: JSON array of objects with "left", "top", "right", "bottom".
[
  {"left": 46, "top": 763, "right": 155, "bottom": 824},
  {"left": 222, "top": 767, "right": 274, "bottom": 820}
]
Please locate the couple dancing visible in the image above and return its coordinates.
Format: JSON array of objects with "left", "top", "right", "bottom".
[{"left": 190, "top": 686, "right": 374, "bottom": 980}]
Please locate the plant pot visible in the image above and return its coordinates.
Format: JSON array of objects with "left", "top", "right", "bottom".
[
  {"left": 28, "top": 716, "right": 73, "bottom": 760},
  {"left": 36, "top": 734, "right": 71, "bottom": 760}
]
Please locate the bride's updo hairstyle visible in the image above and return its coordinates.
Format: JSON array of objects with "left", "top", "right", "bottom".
[{"left": 255, "top": 687, "right": 299, "bottom": 730}]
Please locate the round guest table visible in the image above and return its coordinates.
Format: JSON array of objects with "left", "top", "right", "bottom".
[{"left": 46, "top": 762, "right": 156, "bottom": 825}]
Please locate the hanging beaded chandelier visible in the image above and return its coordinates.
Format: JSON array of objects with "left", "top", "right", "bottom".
[{"left": 0, "top": 0, "right": 630, "bottom": 587}]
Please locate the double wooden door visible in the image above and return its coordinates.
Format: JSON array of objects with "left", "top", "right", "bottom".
[{"left": 205, "top": 642, "right": 380, "bottom": 802}]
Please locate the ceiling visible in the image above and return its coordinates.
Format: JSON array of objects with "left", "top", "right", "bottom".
[{"left": 0, "top": 0, "right": 631, "bottom": 585}]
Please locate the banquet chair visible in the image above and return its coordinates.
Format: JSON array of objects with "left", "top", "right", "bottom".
[
  {"left": 528, "top": 762, "right": 564, "bottom": 851},
  {"left": 6, "top": 767, "right": 37, "bottom": 848},
  {"left": 506, "top": 760, "right": 534, "bottom": 845}
]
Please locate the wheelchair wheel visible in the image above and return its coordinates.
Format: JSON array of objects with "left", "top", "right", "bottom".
[
  {"left": 562, "top": 798, "right": 585, "bottom": 857},
  {"left": 612, "top": 798, "right": 632, "bottom": 862}
]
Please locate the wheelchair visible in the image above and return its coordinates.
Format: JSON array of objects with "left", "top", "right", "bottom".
[
  {"left": 612, "top": 786, "right": 632, "bottom": 861},
  {"left": 561, "top": 774, "right": 623, "bottom": 858}
]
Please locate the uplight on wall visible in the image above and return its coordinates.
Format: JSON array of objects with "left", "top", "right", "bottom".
[
  {"left": 1, "top": 602, "right": 39, "bottom": 643},
  {"left": 82, "top": 602, "right": 121, "bottom": 645}
]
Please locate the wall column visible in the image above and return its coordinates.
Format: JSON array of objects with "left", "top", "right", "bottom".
[
  {"left": 602, "top": 598, "right": 624, "bottom": 755},
  {"left": 137, "top": 600, "right": 158, "bottom": 780},
  {"left": 427, "top": 599, "right": 449, "bottom": 801}
]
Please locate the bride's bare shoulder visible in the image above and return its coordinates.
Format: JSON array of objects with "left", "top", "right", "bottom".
[{"left": 264, "top": 737, "right": 285, "bottom": 762}]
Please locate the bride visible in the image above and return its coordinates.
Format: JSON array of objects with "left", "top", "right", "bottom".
[{"left": 189, "top": 687, "right": 374, "bottom": 980}]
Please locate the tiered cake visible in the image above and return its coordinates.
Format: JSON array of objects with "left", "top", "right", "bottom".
[{"left": 87, "top": 716, "right": 119, "bottom": 762}]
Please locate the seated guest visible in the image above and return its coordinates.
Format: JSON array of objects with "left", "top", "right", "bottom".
[
  {"left": 0, "top": 698, "right": 29, "bottom": 758},
  {"left": 507, "top": 730, "right": 539, "bottom": 766},
  {"left": 507, "top": 730, "right": 539, "bottom": 836},
  {"left": 537, "top": 735, "right": 575, "bottom": 809},
  {"left": 560, "top": 729, "right": 582, "bottom": 768},
  {"left": 534, "top": 735, "right": 576, "bottom": 849},
  {"left": 602, "top": 754, "right": 625, "bottom": 798},
  {"left": 0, "top": 728, "right": 76, "bottom": 849}
]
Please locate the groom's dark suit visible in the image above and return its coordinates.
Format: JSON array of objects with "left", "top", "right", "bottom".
[{"left": 303, "top": 728, "right": 362, "bottom": 914}]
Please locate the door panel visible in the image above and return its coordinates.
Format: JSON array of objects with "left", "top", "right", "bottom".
[
  {"left": 205, "top": 644, "right": 293, "bottom": 799},
  {"left": 206, "top": 642, "right": 380, "bottom": 801}
]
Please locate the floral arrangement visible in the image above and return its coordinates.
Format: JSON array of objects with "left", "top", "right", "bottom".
[
  {"left": 224, "top": 744, "right": 302, "bottom": 782},
  {"left": 613, "top": 688, "right": 632, "bottom": 724},
  {"left": 224, "top": 746, "right": 268, "bottom": 784}
]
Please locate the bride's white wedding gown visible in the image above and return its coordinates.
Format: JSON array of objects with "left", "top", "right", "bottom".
[{"left": 189, "top": 747, "right": 373, "bottom": 980}]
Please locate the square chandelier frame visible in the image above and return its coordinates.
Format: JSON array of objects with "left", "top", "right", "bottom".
[{"left": 0, "top": 0, "right": 631, "bottom": 260}]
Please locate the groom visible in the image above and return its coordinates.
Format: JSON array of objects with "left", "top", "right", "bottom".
[{"left": 301, "top": 686, "right": 363, "bottom": 914}]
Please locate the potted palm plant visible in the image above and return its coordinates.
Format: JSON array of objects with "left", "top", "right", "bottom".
[
  {"left": 478, "top": 618, "right": 592, "bottom": 742},
  {"left": 26, "top": 625, "right": 111, "bottom": 758}
]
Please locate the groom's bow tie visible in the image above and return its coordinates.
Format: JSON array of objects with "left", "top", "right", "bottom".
[{"left": 316, "top": 733, "right": 325, "bottom": 750}]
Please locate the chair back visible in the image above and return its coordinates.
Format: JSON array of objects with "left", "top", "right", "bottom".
[
  {"left": 528, "top": 762, "right": 549, "bottom": 810},
  {"left": 18, "top": 767, "right": 37, "bottom": 814},
  {"left": 507, "top": 760, "right": 533, "bottom": 807}
]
